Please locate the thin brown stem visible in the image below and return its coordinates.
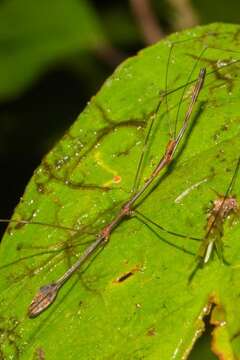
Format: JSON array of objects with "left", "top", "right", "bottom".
[
  {"left": 94, "top": 44, "right": 126, "bottom": 68},
  {"left": 129, "top": 0, "right": 165, "bottom": 44},
  {"left": 167, "top": 0, "right": 199, "bottom": 30}
]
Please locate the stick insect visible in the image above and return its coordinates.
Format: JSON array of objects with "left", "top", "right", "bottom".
[
  {"left": 0, "top": 34, "right": 240, "bottom": 321},
  {"left": 0, "top": 66, "right": 206, "bottom": 319},
  {"left": 29, "top": 69, "right": 206, "bottom": 316}
]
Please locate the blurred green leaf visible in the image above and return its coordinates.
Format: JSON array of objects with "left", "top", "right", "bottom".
[
  {"left": 100, "top": 4, "right": 141, "bottom": 46},
  {"left": 0, "top": 0, "right": 105, "bottom": 100},
  {"left": 0, "top": 23, "right": 240, "bottom": 359}
]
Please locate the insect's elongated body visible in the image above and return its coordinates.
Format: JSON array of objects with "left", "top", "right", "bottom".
[{"left": 28, "top": 68, "right": 206, "bottom": 317}]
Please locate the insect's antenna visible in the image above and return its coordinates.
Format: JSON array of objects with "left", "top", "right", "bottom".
[
  {"left": 0, "top": 218, "right": 78, "bottom": 233},
  {"left": 132, "top": 112, "right": 156, "bottom": 194},
  {"left": 134, "top": 209, "right": 201, "bottom": 241},
  {"left": 127, "top": 67, "right": 206, "bottom": 209},
  {"left": 173, "top": 68, "right": 206, "bottom": 151},
  {"left": 131, "top": 44, "right": 206, "bottom": 195},
  {"left": 164, "top": 42, "right": 174, "bottom": 137},
  {"left": 224, "top": 156, "right": 240, "bottom": 197},
  {"left": 173, "top": 46, "right": 208, "bottom": 138},
  {"left": 132, "top": 44, "right": 175, "bottom": 194}
]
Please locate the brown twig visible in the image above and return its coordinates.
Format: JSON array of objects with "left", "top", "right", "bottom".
[
  {"left": 167, "top": 0, "right": 199, "bottom": 30},
  {"left": 129, "top": 0, "right": 165, "bottom": 44},
  {"left": 94, "top": 44, "right": 126, "bottom": 68},
  {"left": 28, "top": 68, "right": 206, "bottom": 317}
]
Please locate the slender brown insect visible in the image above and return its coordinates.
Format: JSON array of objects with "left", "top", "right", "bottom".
[
  {"left": 26, "top": 68, "right": 206, "bottom": 317},
  {"left": 2, "top": 38, "right": 239, "bottom": 318}
]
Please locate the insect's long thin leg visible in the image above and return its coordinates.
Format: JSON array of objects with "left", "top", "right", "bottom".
[
  {"left": 173, "top": 47, "right": 207, "bottom": 138},
  {"left": 133, "top": 47, "right": 208, "bottom": 196},
  {"left": 132, "top": 44, "right": 200, "bottom": 194},
  {"left": 224, "top": 156, "right": 240, "bottom": 196},
  {"left": 164, "top": 42, "right": 174, "bottom": 136},
  {"left": 164, "top": 58, "right": 240, "bottom": 107},
  {"left": 132, "top": 110, "right": 158, "bottom": 194},
  {"left": 28, "top": 67, "right": 206, "bottom": 317},
  {"left": 134, "top": 209, "right": 201, "bottom": 241},
  {"left": 132, "top": 44, "right": 176, "bottom": 194},
  {"left": 0, "top": 218, "right": 78, "bottom": 233}
]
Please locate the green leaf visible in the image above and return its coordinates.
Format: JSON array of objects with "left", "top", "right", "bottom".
[
  {"left": 0, "top": 0, "right": 105, "bottom": 100},
  {"left": 1, "top": 22, "right": 240, "bottom": 359}
]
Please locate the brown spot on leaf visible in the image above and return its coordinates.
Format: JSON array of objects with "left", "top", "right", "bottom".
[
  {"left": 35, "top": 347, "right": 45, "bottom": 360},
  {"left": 36, "top": 183, "right": 45, "bottom": 194},
  {"left": 146, "top": 327, "right": 156, "bottom": 336},
  {"left": 114, "top": 271, "right": 134, "bottom": 283},
  {"left": 113, "top": 265, "right": 141, "bottom": 283},
  {"left": 113, "top": 175, "right": 121, "bottom": 184}
]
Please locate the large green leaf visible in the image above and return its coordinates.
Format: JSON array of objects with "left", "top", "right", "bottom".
[
  {"left": 0, "top": 0, "right": 105, "bottom": 100},
  {"left": 1, "top": 23, "right": 240, "bottom": 359}
]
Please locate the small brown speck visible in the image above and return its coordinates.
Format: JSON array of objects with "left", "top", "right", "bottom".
[
  {"left": 113, "top": 175, "right": 122, "bottom": 184},
  {"left": 147, "top": 327, "right": 156, "bottom": 336},
  {"left": 115, "top": 271, "right": 133, "bottom": 283},
  {"left": 36, "top": 347, "right": 45, "bottom": 360}
]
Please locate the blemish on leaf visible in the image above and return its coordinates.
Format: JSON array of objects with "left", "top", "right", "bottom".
[
  {"left": 94, "top": 151, "right": 121, "bottom": 187},
  {"left": 113, "top": 266, "right": 140, "bottom": 283},
  {"left": 16, "top": 243, "right": 23, "bottom": 251},
  {"left": 175, "top": 178, "right": 208, "bottom": 203},
  {"left": 35, "top": 347, "right": 45, "bottom": 360},
  {"left": 146, "top": 327, "right": 156, "bottom": 336},
  {"left": 36, "top": 183, "right": 45, "bottom": 194},
  {"left": 113, "top": 175, "right": 122, "bottom": 184},
  {"left": 115, "top": 271, "right": 134, "bottom": 283}
]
